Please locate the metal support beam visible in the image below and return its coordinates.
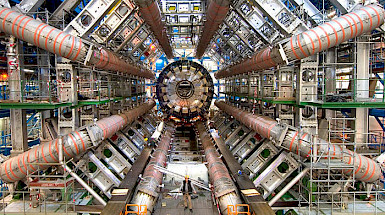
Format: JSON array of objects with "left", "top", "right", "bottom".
[
  {"left": 355, "top": 37, "right": 369, "bottom": 146},
  {"left": 64, "top": 164, "right": 107, "bottom": 206},
  {"left": 268, "top": 167, "right": 310, "bottom": 206},
  {"left": 329, "top": 0, "right": 358, "bottom": 14},
  {"left": 7, "top": 36, "right": 27, "bottom": 155},
  {"left": 100, "top": 147, "right": 152, "bottom": 215},
  {"left": 15, "top": 0, "right": 45, "bottom": 14}
]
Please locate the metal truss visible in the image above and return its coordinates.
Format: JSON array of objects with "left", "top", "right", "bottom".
[{"left": 161, "top": 0, "right": 205, "bottom": 49}]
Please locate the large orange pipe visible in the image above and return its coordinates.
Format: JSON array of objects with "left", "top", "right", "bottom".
[
  {"left": 215, "top": 101, "right": 381, "bottom": 183},
  {"left": 134, "top": 0, "right": 174, "bottom": 59},
  {"left": 215, "top": 4, "right": 385, "bottom": 79},
  {"left": 0, "top": 7, "right": 155, "bottom": 79},
  {"left": 0, "top": 101, "right": 155, "bottom": 183},
  {"left": 195, "top": 0, "right": 230, "bottom": 59}
]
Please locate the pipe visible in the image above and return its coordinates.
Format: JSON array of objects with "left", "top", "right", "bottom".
[
  {"left": 196, "top": 121, "right": 242, "bottom": 214},
  {"left": 195, "top": 0, "right": 230, "bottom": 59},
  {"left": 64, "top": 164, "right": 107, "bottom": 206},
  {"left": 268, "top": 167, "right": 310, "bottom": 206},
  {"left": 131, "top": 124, "right": 174, "bottom": 212},
  {"left": 0, "top": 7, "right": 155, "bottom": 79},
  {"left": 0, "top": 100, "right": 155, "bottom": 183},
  {"left": 215, "top": 101, "right": 382, "bottom": 183},
  {"left": 133, "top": 0, "right": 174, "bottom": 59},
  {"left": 215, "top": 4, "right": 385, "bottom": 79}
]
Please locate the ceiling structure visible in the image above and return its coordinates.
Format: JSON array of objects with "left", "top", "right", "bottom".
[{"left": 11, "top": 0, "right": 337, "bottom": 68}]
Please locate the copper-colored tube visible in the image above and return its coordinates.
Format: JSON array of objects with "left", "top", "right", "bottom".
[
  {"left": 195, "top": 0, "right": 230, "bottom": 59},
  {"left": 0, "top": 101, "right": 155, "bottom": 183},
  {"left": 0, "top": 7, "right": 155, "bottom": 79},
  {"left": 215, "top": 101, "right": 381, "bottom": 183},
  {"left": 215, "top": 4, "right": 385, "bottom": 79}
]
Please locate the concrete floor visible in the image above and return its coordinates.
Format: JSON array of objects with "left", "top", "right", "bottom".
[
  {"left": 153, "top": 189, "right": 220, "bottom": 215},
  {"left": 153, "top": 128, "right": 219, "bottom": 215}
]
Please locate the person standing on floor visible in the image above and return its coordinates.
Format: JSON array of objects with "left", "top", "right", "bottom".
[{"left": 180, "top": 175, "right": 197, "bottom": 212}]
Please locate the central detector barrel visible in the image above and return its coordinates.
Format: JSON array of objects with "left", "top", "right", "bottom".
[{"left": 156, "top": 60, "right": 214, "bottom": 121}]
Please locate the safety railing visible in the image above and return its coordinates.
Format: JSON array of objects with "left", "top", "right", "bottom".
[
  {"left": 0, "top": 80, "right": 58, "bottom": 103},
  {"left": 318, "top": 77, "right": 385, "bottom": 103},
  {"left": 0, "top": 78, "right": 146, "bottom": 106},
  {"left": 369, "top": 129, "right": 385, "bottom": 152},
  {"left": 0, "top": 188, "right": 93, "bottom": 214}
]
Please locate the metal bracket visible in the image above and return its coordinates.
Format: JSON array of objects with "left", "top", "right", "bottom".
[
  {"left": 0, "top": 0, "right": 10, "bottom": 8},
  {"left": 86, "top": 124, "right": 103, "bottom": 147},
  {"left": 276, "top": 124, "right": 289, "bottom": 147},
  {"left": 278, "top": 43, "right": 288, "bottom": 65},
  {"left": 84, "top": 45, "right": 94, "bottom": 66}
]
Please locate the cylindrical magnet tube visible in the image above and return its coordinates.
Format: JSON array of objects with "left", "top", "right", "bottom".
[
  {"left": 215, "top": 101, "right": 381, "bottom": 183},
  {"left": 195, "top": 0, "right": 231, "bottom": 59},
  {"left": 0, "top": 100, "right": 155, "bottom": 183},
  {"left": 196, "top": 121, "right": 242, "bottom": 214},
  {"left": 134, "top": 0, "right": 174, "bottom": 59},
  {"left": 0, "top": 7, "right": 155, "bottom": 79},
  {"left": 132, "top": 124, "right": 175, "bottom": 212},
  {"left": 215, "top": 4, "right": 385, "bottom": 79},
  {"left": 284, "top": 4, "right": 385, "bottom": 61}
]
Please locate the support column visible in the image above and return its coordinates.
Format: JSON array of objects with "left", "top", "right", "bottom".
[
  {"left": 57, "top": 64, "right": 79, "bottom": 135},
  {"left": 295, "top": 56, "right": 318, "bottom": 134},
  {"left": 38, "top": 47, "right": 52, "bottom": 140},
  {"left": 319, "top": 49, "right": 337, "bottom": 140},
  {"left": 7, "top": 36, "right": 28, "bottom": 155},
  {"left": 325, "top": 48, "right": 337, "bottom": 95},
  {"left": 355, "top": 38, "right": 370, "bottom": 146}
]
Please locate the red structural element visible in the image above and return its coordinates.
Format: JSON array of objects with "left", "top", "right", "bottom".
[
  {"left": 195, "top": 0, "right": 230, "bottom": 59},
  {"left": 134, "top": 0, "right": 174, "bottom": 59}
]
